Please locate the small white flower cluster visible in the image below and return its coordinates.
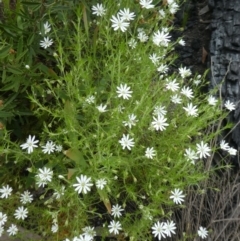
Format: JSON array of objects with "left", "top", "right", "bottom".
[
  {"left": 220, "top": 140, "right": 238, "bottom": 156},
  {"left": 40, "top": 21, "right": 53, "bottom": 49},
  {"left": 63, "top": 226, "right": 96, "bottom": 241},
  {"left": 151, "top": 220, "right": 176, "bottom": 240},
  {"left": 20, "top": 135, "right": 62, "bottom": 154},
  {"left": 166, "top": 0, "right": 179, "bottom": 14},
  {"left": 0, "top": 187, "right": 34, "bottom": 237},
  {"left": 184, "top": 141, "right": 211, "bottom": 165}
]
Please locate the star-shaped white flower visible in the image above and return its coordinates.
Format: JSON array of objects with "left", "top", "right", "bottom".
[
  {"left": 20, "top": 135, "right": 39, "bottom": 154},
  {"left": 140, "top": 0, "right": 155, "bottom": 9},
  {"left": 224, "top": 100, "right": 235, "bottom": 111},
  {"left": 145, "top": 147, "right": 156, "bottom": 159},
  {"left": 197, "top": 226, "right": 208, "bottom": 239},
  {"left": 110, "top": 15, "right": 130, "bottom": 32},
  {"left": 170, "top": 188, "right": 185, "bottom": 204},
  {"left": 196, "top": 141, "right": 211, "bottom": 158},
  {"left": 183, "top": 103, "right": 198, "bottom": 117},
  {"left": 108, "top": 220, "right": 122, "bottom": 235},
  {"left": 92, "top": 3, "right": 106, "bottom": 16},
  {"left": 14, "top": 206, "right": 28, "bottom": 220},
  {"left": 116, "top": 84, "right": 133, "bottom": 99},
  {"left": 152, "top": 30, "right": 171, "bottom": 46},
  {"left": 73, "top": 175, "right": 93, "bottom": 194},
  {"left": 0, "top": 184, "right": 13, "bottom": 199},
  {"left": 118, "top": 8, "right": 135, "bottom": 21},
  {"left": 40, "top": 37, "right": 53, "bottom": 49},
  {"left": 181, "top": 86, "right": 194, "bottom": 99},
  {"left": 119, "top": 134, "right": 135, "bottom": 150},
  {"left": 151, "top": 115, "right": 169, "bottom": 131},
  {"left": 179, "top": 67, "right": 191, "bottom": 78},
  {"left": 151, "top": 221, "right": 167, "bottom": 240},
  {"left": 111, "top": 204, "right": 124, "bottom": 218}
]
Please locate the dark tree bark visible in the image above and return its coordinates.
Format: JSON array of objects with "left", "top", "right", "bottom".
[{"left": 209, "top": 0, "right": 240, "bottom": 148}]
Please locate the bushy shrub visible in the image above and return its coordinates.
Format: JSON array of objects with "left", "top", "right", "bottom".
[{"left": 0, "top": 0, "right": 235, "bottom": 240}]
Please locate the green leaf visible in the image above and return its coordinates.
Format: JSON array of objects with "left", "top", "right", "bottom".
[
  {"left": 7, "top": 66, "right": 23, "bottom": 75},
  {"left": 0, "top": 45, "right": 11, "bottom": 59},
  {"left": 0, "top": 79, "right": 20, "bottom": 92},
  {"left": 27, "top": 33, "right": 35, "bottom": 46},
  {"left": 63, "top": 148, "right": 87, "bottom": 169},
  {"left": 0, "top": 111, "right": 14, "bottom": 118}
]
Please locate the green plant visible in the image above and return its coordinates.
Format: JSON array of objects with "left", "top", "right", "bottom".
[{"left": 0, "top": 0, "right": 235, "bottom": 240}]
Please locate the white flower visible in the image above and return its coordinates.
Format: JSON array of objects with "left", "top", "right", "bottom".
[
  {"left": 140, "top": 0, "right": 154, "bottom": 9},
  {"left": 228, "top": 147, "right": 237, "bottom": 156},
  {"left": 145, "top": 147, "right": 156, "bottom": 159},
  {"left": 171, "top": 94, "right": 182, "bottom": 104},
  {"left": 0, "top": 212, "right": 7, "bottom": 226},
  {"left": 151, "top": 221, "right": 166, "bottom": 240},
  {"left": 179, "top": 39, "right": 185, "bottom": 46},
  {"left": 43, "top": 21, "right": 51, "bottom": 34},
  {"left": 184, "top": 148, "right": 198, "bottom": 164},
  {"left": 194, "top": 79, "right": 201, "bottom": 86},
  {"left": 137, "top": 31, "right": 148, "bottom": 42},
  {"left": 97, "top": 104, "right": 107, "bottom": 112},
  {"left": 20, "top": 135, "right": 39, "bottom": 154},
  {"left": 37, "top": 167, "right": 53, "bottom": 183},
  {"left": 85, "top": 95, "right": 95, "bottom": 104},
  {"left": 149, "top": 53, "right": 160, "bottom": 65},
  {"left": 157, "top": 64, "right": 169, "bottom": 74},
  {"left": 183, "top": 103, "right": 198, "bottom": 117},
  {"left": 55, "top": 144, "right": 63, "bottom": 152},
  {"left": 151, "top": 115, "right": 169, "bottom": 131},
  {"left": 123, "top": 114, "right": 138, "bottom": 128},
  {"left": 40, "top": 37, "right": 53, "bottom": 49},
  {"left": 196, "top": 141, "right": 211, "bottom": 158},
  {"left": 42, "top": 141, "right": 55, "bottom": 154},
  {"left": 220, "top": 140, "right": 230, "bottom": 151},
  {"left": 179, "top": 67, "right": 191, "bottom": 78},
  {"left": 159, "top": 9, "right": 166, "bottom": 18},
  {"left": 152, "top": 30, "right": 171, "bottom": 46},
  {"left": 169, "top": 2, "right": 179, "bottom": 14},
  {"left": 82, "top": 226, "right": 96, "bottom": 238},
  {"left": 165, "top": 79, "right": 179, "bottom": 92},
  {"left": 207, "top": 95, "right": 217, "bottom": 106},
  {"left": 53, "top": 186, "right": 65, "bottom": 199},
  {"left": 164, "top": 220, "right": 176, "bottom": 237},
  {"left": 116, "top": 84, "right": 132, "bottom": 99},
  {"left": 198, "top": 226, "right": 208, "bottom": 239},
  {"left": 14, "top": 206, "right": 28, "bottom": 220},
  {"left": 7, "top": 224, "right": 18, "bottom": 236},
  {"left": 51, "top": 223, "right": 58, "bottom": 233},
  {"left": 111, "top": 204, "right": 124, "bottom": 218},
  {"left": 110, "top": 15, "right": 130, "bottom": 32},
  {"left": 118, "top": 8, "right": 135, "bottom": 21},
  {"left": 119, "top": 134, "right": 135, "bottom": 150},
  {"left": 108, "top": 220, "right": 122, "bottom": 235},
  {"left": 96, "top": 178, "right": 107, "bottom": 190},
  {"left": 73, "top": 175, "right": 93, "bottom": 194},
  {"left": 76, "top": 234, "right": 92, "bottom": 241},
  {"left": 224, "top": 100, "right": 236, "bottom": 111},
  {"left": 0, "top": 184, "right": 12, "bottom": 199},
  {"left": 170, "top": 188, "right": 185, "bottom": 204},
  {"left": 92, "top": 3, "right": 106, "bottom": 17},
  {"left": 181, "top": 86, "right": 194, "bottom": 99},
  {"left": 128, "top": 38, "right": 137, "bottom": 49},
  {"left": 153, "top": 105, "right": 167, "bottom": 116},
  {"left": 25, "top": 64, "right": 30, "bottom": 69}
]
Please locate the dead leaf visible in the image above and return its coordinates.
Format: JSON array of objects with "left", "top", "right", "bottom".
[
  {"left": 199, "top": 5, "right": 209, "bottom": 15},
  {"left": 67, "top": 168, "right": 76, "bottom": 180},
  {"left": 202, "top": 47, "right": 208, "bottom": 63}
]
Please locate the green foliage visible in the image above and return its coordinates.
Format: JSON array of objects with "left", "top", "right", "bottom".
[{"left": 0, "top": 0, "right": 233, "bottom": 240}]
